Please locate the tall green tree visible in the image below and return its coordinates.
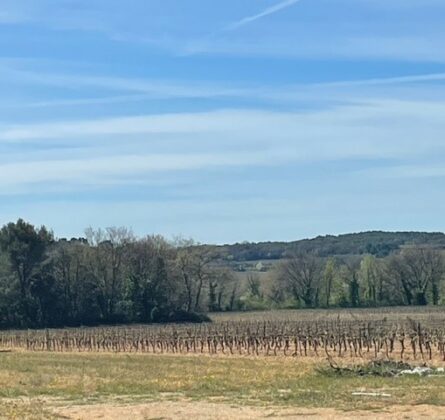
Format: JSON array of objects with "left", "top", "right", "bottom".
[
  {"left": 358, "top": 255, "right": 381, "bottom": 306},
  {"left": 0, "top": 219, "right": 53, "bottom": 326},
  {"left": 126, "top": 237, "right": 174, "bottom": 322},
  {"left": 322, "top": 258, "right": 337, "bottom": 307}
]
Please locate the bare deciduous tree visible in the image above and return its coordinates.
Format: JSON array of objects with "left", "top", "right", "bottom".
[
  {"left": 278, "top": 254, "right": 322, "bottom": 307},
  {"left": 387, "top": 247, "right": 444, "bottom": 306}
]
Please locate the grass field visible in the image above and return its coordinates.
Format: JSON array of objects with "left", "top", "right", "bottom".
[
  {"left": 0, "top": 351, "right": 445, "bottom": 419},
  {"left": 209, "top": 305, "right": 445, "bottom": 322}
]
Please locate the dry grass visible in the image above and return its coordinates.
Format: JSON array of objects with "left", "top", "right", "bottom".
[
  {"left": 0, "top": 398, "right": 57, "bottom": 420},
  {"left": 0, "top": 351, "right": 444, "bottom": 414},
  {"left": 209, "top": 306, "right": 445, "bottom": 323}
]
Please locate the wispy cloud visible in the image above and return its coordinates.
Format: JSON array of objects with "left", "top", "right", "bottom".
[
  {"left": 0, "top": 110, "right": 251, "bottom": 142},
  {"left": 2, "top": 94, "right": 156, "bottom": 109},
  {"left": 357, "top": 164, "right": 445, "bottom": 180},
  {"left": 3, "top": 60, "right": 445, "bottom": 109},
  {"left": 224, "top": 0, "right": 302, "bottom": 31},
  {"left": 1, "top": 100, "right": 444, "bottom": 158},
  {"left": 0, "top": 64, "right": 250, "bottom": 98},
  {"left": 316, "top": 73, "right": 445, "bottom": 87},
  {"left": 0, "top": 152, "right": 274, "bottom": 189}
]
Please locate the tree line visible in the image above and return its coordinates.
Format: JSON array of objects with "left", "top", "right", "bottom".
[
  {"left": 248, "top": 249, "right": 445, "bottom": 310},
  {"left": 0, "top": 219, "right": 444, "bottom": 329},
  {"left": 0, "top": 220, "right": 237, "bottom": 328}
]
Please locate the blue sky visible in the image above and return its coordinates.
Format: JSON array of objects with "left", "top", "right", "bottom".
[{"left": 1, "top": 0, "right": 445, "bottom": 243}]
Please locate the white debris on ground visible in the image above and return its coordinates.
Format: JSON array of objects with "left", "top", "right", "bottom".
[
  {"left": 399, "top": 366, "right": 445, "bottom": 376},
  {"left": 352, "top": 392, "right": 391, "bottom": 398},
  {"left": 277, "top": 389, "right": 292, "bottom": 394},
  {"left": 399, "top": 367, "right": 433, "bottom": 375}
]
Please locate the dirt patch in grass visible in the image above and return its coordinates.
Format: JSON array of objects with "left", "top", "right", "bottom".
[{"left": 53, "top": 400, "right": 445, "bottom": 420}]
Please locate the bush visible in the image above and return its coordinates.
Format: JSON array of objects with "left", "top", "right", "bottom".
[
  {"left": 237, "top": 295, "right": 271, "bottom": 311},
  {"left": 318, "top": 360, "right": 414, "bottom": 377},
  {"left": 164, "top": 310, "right": 211, "bottom": 323}
]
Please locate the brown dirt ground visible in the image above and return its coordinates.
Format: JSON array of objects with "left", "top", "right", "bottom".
[{"left": 55, "top": 400, "right": 445, "bottom": 420}]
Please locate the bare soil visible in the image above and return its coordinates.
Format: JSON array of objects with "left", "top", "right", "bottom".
[{"left": 55, "top": 400, "right": 445, "bottom": 420}]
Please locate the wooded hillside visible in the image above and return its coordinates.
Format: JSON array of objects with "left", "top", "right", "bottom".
[{"left": 198, "top": 231, "right": 445, "bottom": 269}]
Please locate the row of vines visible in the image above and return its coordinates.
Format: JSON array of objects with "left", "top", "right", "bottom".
[{"left": 1, "top": 318, "right": 445, "bottom": 361}]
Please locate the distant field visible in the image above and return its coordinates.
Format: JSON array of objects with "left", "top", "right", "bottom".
[{"left": 209, "top": 306, "right": 445, "bottom": 322}]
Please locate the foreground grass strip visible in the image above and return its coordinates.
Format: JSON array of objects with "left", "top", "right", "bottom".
[
  {"left": 0, "top": 352, "right": 444, "bottom": 412},
  {"left": 0, "top": 399, "right": 58, "bottom": 420}
]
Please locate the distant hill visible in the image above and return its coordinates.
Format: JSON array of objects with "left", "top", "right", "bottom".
[{"left": 198, "top": 231, "right": 445, "bottom": 269}]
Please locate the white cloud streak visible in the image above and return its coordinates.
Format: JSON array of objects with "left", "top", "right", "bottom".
[
  {"left": 3, "top": 62, "right": 445, "bottom": 109},
  {"left": 0, "top": 152, "right": 273, "bottom": 188},
  {"left": 315, "top": 73, "right": 445, "bottom": 87},
  {"left": 0, "top": 66, "right": 247, "bottom": 98},
  {"left": 1, "top": 100, "right": 445, "bottom": 144},
  {"left": 358, "top": 164, "right": 445, "bottom": 179},
  {"left": 0, "top": 110, "right": 254, "bottom": 141},
  {"left": 5, "top": 94, "right": 153, "bottom": 109},
  {"left": 224, "top": 0, "right": 301, "bottom": 31}
]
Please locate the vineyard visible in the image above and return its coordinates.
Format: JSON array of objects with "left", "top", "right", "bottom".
[{"left": 1, "top": 308, "right": 445, "bottom": 362}]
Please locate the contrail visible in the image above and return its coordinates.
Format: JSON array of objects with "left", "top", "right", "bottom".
[
  {"left": 225, "top": 0, "right": 302, "bottom": 31},
  {"left": 318, "top": 72, "right": 445, "bottom": 87}
]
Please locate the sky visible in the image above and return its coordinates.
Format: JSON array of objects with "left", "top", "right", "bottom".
[{"left": 1, "top": 0, "right": 445, "bottom": 244}]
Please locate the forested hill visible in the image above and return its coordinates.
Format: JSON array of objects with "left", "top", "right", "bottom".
[{"left": 198, "top": 231, "right": 445, "bottom": 262}]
